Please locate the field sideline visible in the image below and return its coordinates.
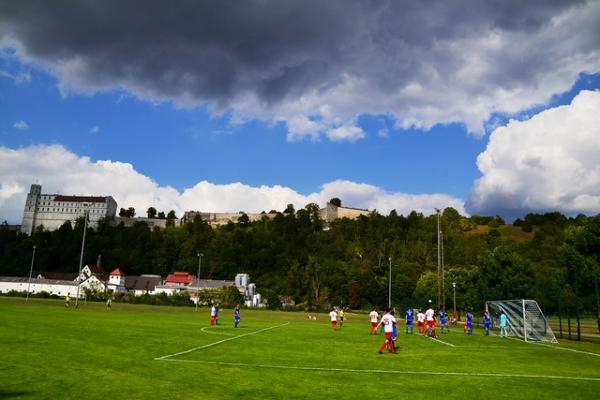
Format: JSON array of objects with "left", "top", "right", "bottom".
[{"left": 1, "top": 298, "right": 599, "bottom": 399}]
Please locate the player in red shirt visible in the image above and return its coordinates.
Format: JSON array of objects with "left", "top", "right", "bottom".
[{"left": 376, "top": 309, "right": 397, "bottom": 354}]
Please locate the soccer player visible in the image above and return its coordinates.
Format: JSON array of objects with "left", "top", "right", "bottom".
[
  {"left": 465, "top": 309, "right": 474, "bottom": 335},
  {"left": 210, "top": 303, "right": 217, "bottom": 325},
  {"left": 377, "top": 309, "right": 397, "bottom": 354},
  {"left": 369, "top": 308, "right": 379, "bottom": 335},
  {"left": 329, "top": 308, "right": 338, "bottom": 331},
  {"left": 234, "top": 304, "right": 241, "bottom": 328},
  {"left": 483, "top": 310, "right": 491, "bottom": 335},
  {"left": 500, "top": 310, "right": 508, "bottom": 338},
  {"left": 65, "top": 294, "right": 70, "bottom": 308},
  {"left": 392, "top": 315, "right": 398, "bottom": 349},
  {"left": 405, "top": 308, "right": 414, "bottom": 334},
  {"left": 106, "top": 296, "right": 112, "bottom": 310},
  {"left": 214, "top": 303, "right": 220, "bottom": 325},
  {"left": 439, "top": 307, "right": 449, "bottom": 333},
  {"left": 425, "top": 304, "right": 437, "bottom": 338},
  {"left": 339, "top": 308, "right": 345, "bottom": 327},
  {"left": 417, "top": 309, "right": 425, "bottom": 334}
]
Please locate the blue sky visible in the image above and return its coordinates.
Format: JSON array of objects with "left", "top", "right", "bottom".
[{"left": 1, "top": 1, "right": 600, "bottom": 223}]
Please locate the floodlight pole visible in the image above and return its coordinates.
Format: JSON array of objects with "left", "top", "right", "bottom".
[
  {"left": 388, "top": 256, "right": 392, "bottom": 309},
  {"left": 436, "top": 208, "right": 442, "bottom": 308},
  {"left": 75, "top": 205, "right": 89, "bottom": 308},
  {"left": 452, "top": 282, "right": 456, "bottom": 315},
  {"left": 26, "top": 245, "right": 36, "bottom": 302},
  {"left": 195, "top": 252, "right": 203, "bottom": 311}
]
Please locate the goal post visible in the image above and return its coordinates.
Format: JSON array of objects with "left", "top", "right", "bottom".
[{"left": 486, "top": 299, "right": 557, "bottom": 343}]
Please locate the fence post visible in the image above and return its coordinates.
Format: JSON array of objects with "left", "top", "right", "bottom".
[
  {"left": 575, "top": 271, "right": 581, "bottom": 341},
  {"left": 557, "top": 290, "right": 563, "bottom": 339},
  {"left": 594, "top": 273, "right": 600, "bottom": 333},
  {"left": 567, "top": 308, "right": 572, "bottom": 340}
]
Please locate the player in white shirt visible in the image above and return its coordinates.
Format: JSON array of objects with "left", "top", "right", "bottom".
[
  {"left": 376, "top": 309, "right": 397, "bottom": 353},
  {"left": 329, "top": 308, "right": 338, "bottom": 331},
  {"left": 416, "top": 310, "right": 426, "bottom": 334},
  {"left": 369, "top": 308, "right": 379, "bottom": 335},
  {"left": 425, "top": 306, "right": 437, "bottom": 337}
]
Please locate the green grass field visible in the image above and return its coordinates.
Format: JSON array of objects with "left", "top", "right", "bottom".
[{"left": 1, "top": 297, "right": 599, "bottom": 399}]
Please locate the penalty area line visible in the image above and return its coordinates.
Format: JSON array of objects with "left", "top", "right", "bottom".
[
  {"left": 155, "top": 322, "right": 290, "bottom": 360},
  {"left": 508, "top": 337, "right": 600, "bottom": 358},
  {"left": 426, "top": 336, "right": 456, "bottom": 347},
  {"left": 157, "top": 359, "right": 600, "bottom": 382}
]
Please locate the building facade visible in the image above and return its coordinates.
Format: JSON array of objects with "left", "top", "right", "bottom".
[
  {"left": 181, "top": 210, "right": 276, "bottom": 226},
  {"left": 21, "top": 184, "right": 117, "bottom": 235},
  {"left": 319, "top": 202, "right": 371, "bottom": 224}
]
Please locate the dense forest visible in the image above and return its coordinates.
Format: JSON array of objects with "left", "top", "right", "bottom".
[{"left": 1, "top": 205, "right": 599, "bottom": 314}]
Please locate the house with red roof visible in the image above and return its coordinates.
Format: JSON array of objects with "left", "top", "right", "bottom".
[
  {"left": 164, "top": 272, "right": 196, "bottom": 287},
  {"left": 106, "top": 267, "right": 162, "bottom": 295}
]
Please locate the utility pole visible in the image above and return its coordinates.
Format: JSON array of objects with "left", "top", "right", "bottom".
[
  {"left": 75, "top": 205, "right": 89, "bottom": 308},
  {"left": 452, "top": 282, "right": 457, "bottom": 316},
  {"left": 436, "top": 208, "right": 442, "bottom": 308},
  {"left": 388, "top": 256, "right": 392, "bottom": 309},
  {"left": 196, "top": 252, "right": 203, "bottom": 312},
  {"left": 26, "top": 245, "right": 36, "bottom": 301},
  {"left": 441, "top": 230, "right": 445, "bottom": 310}
]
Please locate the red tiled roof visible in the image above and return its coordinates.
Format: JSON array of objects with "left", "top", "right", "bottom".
[
  {"left": 110, "top": 268, "right": 124, "bottom": 276},
  {"left": 165, "top": 272, "right": 196, "bottom": 284},
  {"left": 87, "top": 265, "right": 106, "bottom": 274},
  {"left": 54, "top": 195, "right": 106, "bottom": 203}
]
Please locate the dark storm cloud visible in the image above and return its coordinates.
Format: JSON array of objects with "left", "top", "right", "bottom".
[
  {"left": 0, "top": 0, "right": 359, "bottom": 105},
  {"left": 0, "top": 0, "right": 587, "bottom": 106},
  {"left": 2, "top": 0, "right": 600, "bottom": 147}
]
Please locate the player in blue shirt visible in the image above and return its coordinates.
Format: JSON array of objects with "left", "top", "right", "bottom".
[
  {"left": 234, "top": 304, "right": 241, "bottom": 328},
  {"left": 405, "top": 308, "right": 414, "bottom": 334},
  {"left": 483, "top": 310, "right": 491, "bottom": 335},
  {"left": 465, "top": 309, "right": 474, "bottom": 335},
  {"left": 439, "top": 307, "right": 449, "bottom": 333}
]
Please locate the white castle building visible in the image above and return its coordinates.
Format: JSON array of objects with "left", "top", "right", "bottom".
[{"left": 21, "top": 184, "right": 117, "bottom": 235}]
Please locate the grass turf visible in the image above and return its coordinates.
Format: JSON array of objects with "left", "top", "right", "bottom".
[{"left": 1, "top": 297, "right": 599, "bottom": 399}]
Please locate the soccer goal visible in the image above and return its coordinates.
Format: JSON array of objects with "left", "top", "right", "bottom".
[{"left": 486, "top": 299, "right": 557, "bottom": 343}]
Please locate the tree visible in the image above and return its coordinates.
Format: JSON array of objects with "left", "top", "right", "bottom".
[
  {"left": 238, "top": 213, "right": 250, "bottom": 227},
  {"left": 166, "top": 210, "right": 177, "bottom": 227},
  {"left": 157, "top": 211, "right": 166, "bottom": 219},
  {"left": 119, "top": 208, "right": 127, "bottom": 217},
  {"left": 147, "top": 207, "right": 157, "bottom": 219},
  {"left": 283, "top": 204, "right": 295, "bottom": 215},
  {"left": 126, "top": 207, "right": 136, "bottom": 218},
  {"left": 329, "top": 198, "right": 342, "bottom": 207}
]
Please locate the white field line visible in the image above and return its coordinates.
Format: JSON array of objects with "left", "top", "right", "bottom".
[
  {"left": 157, "top": 359, "right": 600, "bottom": 382},
  {"left": 507, "top": 336, "right": 600, "bottom": 357},
  {"left": 200, "top": 326, "right": 235, "bottom": 336},
  {"left": 155, "top": 322, "right": 290, "bottom": 360},
  {"left": 426, "top": 336, "right": 456, "bottom": 347}
]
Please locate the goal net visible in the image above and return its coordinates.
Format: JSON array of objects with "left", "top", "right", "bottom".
[{"left": 486, "top": 299, "right": 557, "bottom": 343}]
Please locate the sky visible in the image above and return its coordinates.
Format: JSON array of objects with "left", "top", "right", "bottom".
[{"left": 1, "top": 0, "right": 600, "bottom": 224}]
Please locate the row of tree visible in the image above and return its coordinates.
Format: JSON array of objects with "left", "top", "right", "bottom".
[
  {"left": 1, "top": 205, "right": 599, "bottom": 314},
  {"left": 118, "top": 207, "right": 177, "bottom": 220}
]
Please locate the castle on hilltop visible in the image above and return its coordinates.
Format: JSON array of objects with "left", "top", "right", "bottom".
[
  {"left": 18, "top": 183, "right": 371, "bottom": 235},
  {"left": 20, "top": 184, "right": 117, "bottom": 235}
]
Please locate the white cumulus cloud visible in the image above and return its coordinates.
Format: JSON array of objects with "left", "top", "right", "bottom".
[
  {"left": 12, "top": 120, "right": 29, "bottom": 130},
  {"left": 0, "top": 144, "right": 465, "bottom": 223},
  {"left": 466, "top": 90, "right": 600, "bottom": 219}
]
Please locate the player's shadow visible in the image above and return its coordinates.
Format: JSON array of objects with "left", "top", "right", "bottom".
[{"left": 0, "top": 390, "right": 36, "bottom": 398}]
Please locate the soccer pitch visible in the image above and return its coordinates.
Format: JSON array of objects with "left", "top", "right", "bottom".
[{"left": 1, "top": 298, "right": 599, "bottom": 399}]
